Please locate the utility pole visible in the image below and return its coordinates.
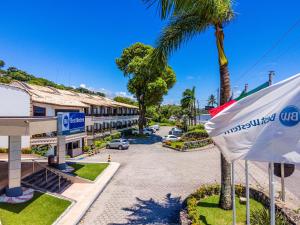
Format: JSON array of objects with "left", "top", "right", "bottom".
[
  {"left": 216, "top": 88, "right": 220, "bottom": 106},
  {"left": 244, "top": 83, "right": 248, "bottom": 93},
  {"left": 269, "top": 70, "right": 275, "bottom": 85}
]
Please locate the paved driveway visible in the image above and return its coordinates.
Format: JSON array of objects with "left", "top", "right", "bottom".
[
  {"left": 80, "top": 126, "right": 300, "bottom": 225},
  {"left": 80, "top": 127, "right": 221, "bottom": 225}
]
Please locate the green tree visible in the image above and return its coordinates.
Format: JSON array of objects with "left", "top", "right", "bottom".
[
  {"left": 181, "top": 87, "right": 196, "bottom": 126},
  {"left": 116, "top": 42, "right": 176, "bottom": 133},
  {"left": 147, "top": 0, "right": 234, "bottom": 209},
  {"left": 0, "top": 60, "right": 5, "bottom": 69},
  {"left": 113, "top": 96, "right": 137, "bottom": 106},
  {"left": 208, "top": 94, "right": 217, "bottom": 107}
]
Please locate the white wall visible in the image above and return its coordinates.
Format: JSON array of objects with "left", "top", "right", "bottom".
[{"left": 0, "top": 84, "right": 31, "bottom": 148}]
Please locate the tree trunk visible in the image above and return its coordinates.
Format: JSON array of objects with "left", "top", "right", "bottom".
[
  {"left": 138, "top": 100, "right": 146, "bottom": 134},
  {"left": 215, "top": 23, "right": 232, "bottom": 210}
]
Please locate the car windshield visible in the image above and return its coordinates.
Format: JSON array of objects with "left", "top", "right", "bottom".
[{"left": 122, "top": 139, "right": 128, "bottom": 143}]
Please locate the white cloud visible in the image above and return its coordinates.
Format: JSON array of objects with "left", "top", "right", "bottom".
[
  {"left": 187, "top": 76, "right": 195, "bottom": 80},
  {"left": 79, "top": 83, "right": 86, "bottom": 88},
  {"left": 114, "top": 91, "right": 134, "bottom": 99}
]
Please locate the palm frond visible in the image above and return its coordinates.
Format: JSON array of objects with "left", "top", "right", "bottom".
[
  {"left": 143, "top": 0, "right": 194, "bottom": 19},
  {"left": 152, "top": 12, "right": 210, "bottom": 66}
]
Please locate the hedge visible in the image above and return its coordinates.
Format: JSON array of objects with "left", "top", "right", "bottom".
[{"left": 181, "top": 129, "right": 209, "bottom": 141}]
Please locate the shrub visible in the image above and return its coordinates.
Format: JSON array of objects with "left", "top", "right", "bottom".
[
  {"left": 104, "top": 136, "right": 112, "bottom": 142},
  {"left": 122, "top": 128, "right": 134, "bottom": 136},
  {"left": 83, "top": 145, "right": 91, "bottom": 152},
  {"left": 188, "top": 124, "right": 205, "bottom": 131},
  {"left": 94, "top": 140, "right": 107, "bottom": 149},
  {"left": 31, "top": 146, "right": 49, "bottom": 156},
  {"left": 164, "top": 141, "right": 171, "bottom": 146},
  {"left": 111, "top": 132, "right": 121, "bottom": 139},
  {"left": 250, "top": 207, "right": 288, "bottom": 225},
  {"left": 182, "top": 129, "right": 209, "bottom": 141},
  {"left": 0, "top": 148, "right": 8, "bottom": 153},
  {"left": 21, "top": 148, "right": 33, "bottom": 154},
  {"left": 175, "top": 143, "right": 183, "bottom": 149}
]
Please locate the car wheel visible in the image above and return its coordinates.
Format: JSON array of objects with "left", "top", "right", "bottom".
[
  {"left": 118, "top": 145, "right": 123, "bottom": 150},
  {"left": 106, "top": 145, "right": 110, "bottom": 149}
]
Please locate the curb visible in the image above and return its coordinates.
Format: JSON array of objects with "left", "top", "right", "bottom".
[
  {"left": 162, "top": 144, "right": 214, "bottom": 152},
  {"left": 55, "top": 162, "right": 120, "bottom": 225}
]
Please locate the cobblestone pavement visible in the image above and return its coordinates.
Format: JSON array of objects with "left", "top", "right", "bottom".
[
  {"left": 80, "top": 127, "right": 221, "bottom": 225},
  {"left": 80, "top": 127, "right": 300, "bottom": 225}
]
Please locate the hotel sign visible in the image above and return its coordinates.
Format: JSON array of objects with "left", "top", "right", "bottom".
[{"left": 57, "top": 112, "right": 85, "bottom": 135}]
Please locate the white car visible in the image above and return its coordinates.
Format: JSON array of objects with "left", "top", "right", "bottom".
[
  {"left": 150, "top": 124, "right": 160, "bottom": 131},
  {"left": 169, "top": 127, "right": 183, "bottom": 136},
  {"left": 162, "top": 135, "right": 180, "bottom": 142},
  {"left": 132, "top": 128, "right": 153, "bottom": 135}
]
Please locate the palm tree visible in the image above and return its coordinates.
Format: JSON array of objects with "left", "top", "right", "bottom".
[
  {"left": 181, "top": 87, "right": 196, "bottom": 126},
  {"left": 146, "top": 0, "right": 234, "bottom": 209},
  {"left": 208, "top": 94, "right": 217, "bottom": 107}
]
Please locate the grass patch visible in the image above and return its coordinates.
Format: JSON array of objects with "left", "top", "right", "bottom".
[
  {"left": 192, "top": 195, "right": 264, "bottom": 225},
  {"left": 0, "top": 192, "right": 71, "bottom": 225},
  {"left": 69, "top": 163, "right": 109, "bottom": 181}
]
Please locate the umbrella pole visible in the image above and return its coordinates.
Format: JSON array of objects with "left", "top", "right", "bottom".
[
  {"left": 245, "top": 160, "right": 250, "bottom": 225},
  {"left": 232, "top": 161, "right": 236, "bottom": 225},
  {"left": 269, "top": 162, "right": 275, "bottom": 225},
  {"left": 281, "top": 163, "right": 285, "bottom": 202}
]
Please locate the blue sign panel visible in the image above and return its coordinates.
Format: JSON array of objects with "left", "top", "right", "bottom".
[{"left": 57, "top": 112, "right": 85, "bottom": 135}]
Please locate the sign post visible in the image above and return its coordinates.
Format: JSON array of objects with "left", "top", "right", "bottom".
[{"left": 57, "top": 112, "right": 85, "bottom": 169}]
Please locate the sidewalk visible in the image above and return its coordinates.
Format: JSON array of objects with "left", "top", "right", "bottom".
[{"left": 55, "top": 162, "right": 120, "bottom": 225}]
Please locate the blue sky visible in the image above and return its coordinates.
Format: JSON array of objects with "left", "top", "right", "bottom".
[{"left": 0, "top": 1, "right": 300, "bottom": 106}]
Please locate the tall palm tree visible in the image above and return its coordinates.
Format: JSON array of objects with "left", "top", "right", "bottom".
[
  {"left": 208, "top": 94, "right": 217, "bottom": 107},
  {"left": 146, "top": 0, "right": 234, "bottom": 209},
  {"left": 181, "top": 87, "right": 196, "bottom": 126}
]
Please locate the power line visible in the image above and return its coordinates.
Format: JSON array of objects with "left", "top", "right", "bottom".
[{"left": 234, "top": 17, "right": 300, "bottom": 85}]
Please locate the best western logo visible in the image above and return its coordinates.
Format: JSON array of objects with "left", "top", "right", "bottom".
[
  {"left": 279, "top": 105, "right": 300, "bottom": 127},
  {"left": 224, "top": 114, "right": 276, "bottom": 135}
]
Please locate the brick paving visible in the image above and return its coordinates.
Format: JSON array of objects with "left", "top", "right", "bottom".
[{"left": 80, "top": 127, "right": 300, "bottom": 225}]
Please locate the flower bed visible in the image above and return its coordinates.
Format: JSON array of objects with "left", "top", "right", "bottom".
[
  {"left": 163, "top": 138, "right": 213, "bottom": 151},
  {"left": 181, "top": 184, "right": 299, "bottom": 225}
]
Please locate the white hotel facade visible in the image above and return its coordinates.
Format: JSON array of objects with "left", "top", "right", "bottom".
[{"left": 0, "top": 81, "right": 139, "bottom": 157}]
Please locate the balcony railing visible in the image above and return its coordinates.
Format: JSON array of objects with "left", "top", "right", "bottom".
[{"left": 31, "top": 132, "right": 87, "bottom": 145}]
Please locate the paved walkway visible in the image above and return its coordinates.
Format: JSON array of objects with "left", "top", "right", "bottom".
[{"left": 80, "top": 127, "right": 300, "bottom": 225}]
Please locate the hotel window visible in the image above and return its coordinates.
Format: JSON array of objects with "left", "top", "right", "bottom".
[{"left": 33, "top": 106, "right": 46, "bottom": 116}]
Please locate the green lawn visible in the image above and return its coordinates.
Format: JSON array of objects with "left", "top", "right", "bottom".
[
  {"left": 194, "top": 195, "right": 264, "bottom": 225},
  {"left": 69, "top": 163, "right": 109, "bottom": 181},
  {"left": 0, "top": 192, "right": 71, "bottom": 225}
]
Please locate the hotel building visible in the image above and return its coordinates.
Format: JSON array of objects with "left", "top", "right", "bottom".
[{"left": 0, "top": 81, "right": 139, "bottom": 157}]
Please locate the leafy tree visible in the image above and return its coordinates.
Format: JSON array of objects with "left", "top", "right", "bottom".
[
  {"left": 208, "top": 94, "right": 217, "bottom": 107},
  {"left": 146, "top": 0, "right": 234, "bottom": 209},
  {"left": 0, "top": 60, "right": 5, "bottom": 69},
  {"left": 116, "top": 42, "right": 176, "bottom": 132},
  {"left": 113, "top": 96, "right": 137, "bottom": 106}
]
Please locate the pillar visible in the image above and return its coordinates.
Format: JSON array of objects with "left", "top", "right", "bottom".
[
  {"left": 56, "top": 135, "right": 66, "bottom": 170},
  {"left": 6, "top": 136, "right": 23, "bottom": 197}
]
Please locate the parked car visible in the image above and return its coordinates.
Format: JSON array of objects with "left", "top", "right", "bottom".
[
  {"left": 132, "top": 128, "right": 153, "bottom": 135},
  {"left": 150, "top": 124, "right": 160, "bottom": 131},
  {"left": 106, "top": 139, "right": 129, "bottom": 150},
  {"left": 146, "top": 127, "right": 156, "bottom": 133},
  {"left": 162, "top": 135, "right": 180, "bottom": 142},
  {"left": 169, "top": 127, "right": 183, "bottom": 136}
]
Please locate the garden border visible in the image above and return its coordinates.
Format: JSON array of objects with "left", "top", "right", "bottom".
[{"left": 179, "top": 184, "right": 300, "bottom": 225}]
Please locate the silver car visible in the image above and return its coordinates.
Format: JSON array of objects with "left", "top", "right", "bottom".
[{"left": 106, "top": 139, "right": 129, "bottom": 150}]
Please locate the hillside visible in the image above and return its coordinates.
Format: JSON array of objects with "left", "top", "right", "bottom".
[{"left": 0, "top": 66, "right": 105, "bottom": 97}]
